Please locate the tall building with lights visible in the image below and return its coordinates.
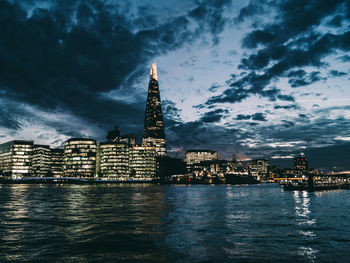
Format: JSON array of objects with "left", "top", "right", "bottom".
[{"left": 142, "top": 63, "right": 167, "bottom": 156}]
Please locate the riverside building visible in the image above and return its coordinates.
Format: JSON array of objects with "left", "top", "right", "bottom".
[
  {"left": 248, "top": 159, "right": 269, "bottom": 180},
  {"left": 51, "top": 148, "right": 64, "bottom": 177},
  {"left": 129, "top": 146, "right": 156, "bottom": 179},
  {"left": 64, "top": 139, "right": 97, "bottom": 178},
  {"left": 185, "top": 150, "right": 218, "bottom": 166},
  {"left": 31, "top": 144, "right": 51, "bottom": 177},
  {"left": 0, "top": 140, "right": 33, "bottom": 178},
  {"left": 142, "top": 63, "right": 167, "bottom": 156},
  {"left": 98, "top": 142, "right": 129, "bottom": 179}
]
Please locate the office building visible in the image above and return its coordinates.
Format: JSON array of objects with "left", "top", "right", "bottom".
[
  {"left": 129, "top": 146, "right": 156, "bottom": 179},
  {"left": 248, "top": 159, "right": 269, "bottom": 180},
  {"left": 98, "top": 142, "right": 129, "bottom": 179},
  {"left": 51, "top": 148, "right": 64, "bottom": 177},
  {"left": 64, "top": 139, "right": 97, "bottom": 177},
  {"left": 0, "top": 140, "right": 33, "bottom": 178},
  {"left": 185, "top": 150, "right": 218, "bottom": 165},
  {"left": 31, "top": 144, "right": 51, "bottom": 177}
]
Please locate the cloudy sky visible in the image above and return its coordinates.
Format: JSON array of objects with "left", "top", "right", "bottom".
[{"left": 0, "top": 0, "right": 349, "bottom": 171}]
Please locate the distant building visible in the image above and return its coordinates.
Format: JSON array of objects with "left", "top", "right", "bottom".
[
  {"left": 129, "top": 146, "right": 156, "bottom": 179},
  {"left": 184, "top": 150, "right": 218, "bottom": 167},
  {"left": 191, "top": 160, "right": 230, "bottom": 175},
  {"left": 31, "top": 145, "right": 51, "bottom": 177},
  {"left": 106, "top": 126, "right": 121, "bottom": 142},
  {"left": 120, "top": 134, "right": 137, "bottom": 147},
  {"left": 106, "top": 126, "right": 137, "bottom": 147},
  {"left": 98, "top": 142, "right": 129, "bottom": 179},
  {"left": 142, "top": 63, "right": 167, "bottom": 157},
  {"left": 294, "top": 152, "right": 308, "bottom": 171},
  {"left": 51, "top": 148, "right": 64, "bottom": 178},
  {"left": 64, "top": 139, "right": 97, "bottom": 177},
  {"left": 0, "top": 140, "right": 33, "bottom": 178},
  {"left": 248, "top": 159, "right": 269, "bottom": 180}
]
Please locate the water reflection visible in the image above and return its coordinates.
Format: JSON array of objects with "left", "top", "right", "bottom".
[{"left": 293, "top": 191, "right": 318, "bottom": 262}]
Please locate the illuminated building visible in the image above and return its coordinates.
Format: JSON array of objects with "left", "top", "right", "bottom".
[
  {"left": 0, "top": 140, "right": 33, "bottom": 178},
  {"left": 293, "top": 152, "right": 308, "bottom": 171},
  {"left": 31, "top": 144, "right": 51, "bottom": 177},
  {"left": 64, "top": 139, "right": 97, "bottom": 177},
  {"left": 142, "top": 63, "right": 167, "bottom": 156},
  {"left": 248, "top": 159, "right": 269, "bottom": 180},
  {"left": 51, "top": 148, "right": 64, "bottom": 177},
  {"left": 129, "top": 146, "right": 156, "bottom": 179},
  {"left": 185, "top": 150, "right": 218, "bottom": 165},
  {"left": 98, "top": 142, "right": 129, "bottom": 179}
]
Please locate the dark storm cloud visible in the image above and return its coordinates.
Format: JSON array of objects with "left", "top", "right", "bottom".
[
  {"left": 328, "top": 70, "right": 347, "bottom": 77},
  {"left": 200, "top": 109, "right": 228, "bottom": 123},
  {"left": 274, "top": 104, "right": 299, "bottom": 110},
  {"left": 208, "top": 84, "right": 221, "bottom": 92},
  {"left": 234, "top": 1, "right": 265, "bottom": 23},
  {"left": 236, "top": 114, "right": 251, "bottom": 120},
  {"left": 338, "top": 55, "right": 350, "bottom": 62},
  {"left": 288, "top": 71, "right": 325, "bottom": 88},
  {"left": 0, "top": 0, "right": 231, "bottom": 136},
  {"left": 189, "top": 0, "right": 231, "bottom": 45},
  {"left": 327, "top": 15, "right": 343, "bottom": 27},
  {"left": 251, "top": 113, "right": 266, "bottom": 122},
  {"left": 235, "top": 112, "right": 266, "bottom": 121},
  {"left": 202, "top": 0, "right": 350, "bottom": 107}
]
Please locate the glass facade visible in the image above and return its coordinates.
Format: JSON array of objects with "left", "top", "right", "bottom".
[
  {"left": 0, "top": 140, "right": 33, "bottom": 178},
  {"left": 31, "top": 145, "right": 51, "bottom": 177},
  {"left": 98, "top": 142, "right": 129, "bottom": 179},
  {"left": 142, "top": 63, "right": 167, "bottom": 156},
  {"left": 51, "top": 148, "right": 64, "bottom": 178},
  {"left": 129, "top": 146, "right": 156, "bottom": 179},
  {"left": 64, "top": 139, "right": 97, "bottom": 178}
]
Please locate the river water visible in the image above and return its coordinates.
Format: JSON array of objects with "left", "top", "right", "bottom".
[{"left": 0, "top": 184, "right": 349, "bottom": 262}]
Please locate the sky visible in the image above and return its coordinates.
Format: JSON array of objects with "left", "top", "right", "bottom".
[{"left": 0, "top": 0, "right": 350, "bottom": 171}]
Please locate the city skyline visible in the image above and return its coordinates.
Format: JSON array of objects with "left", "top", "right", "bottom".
[{"left": 0, "top": 0, "right": 349, "bottom": 171}]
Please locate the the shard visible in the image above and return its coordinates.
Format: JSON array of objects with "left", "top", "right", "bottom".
[{"left": 142, "top": 63, "right": 167, "bottom": 156}]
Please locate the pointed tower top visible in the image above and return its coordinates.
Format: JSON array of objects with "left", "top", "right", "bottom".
[{"left": 150, "top": 63, "right": 158, "bottom": 81}]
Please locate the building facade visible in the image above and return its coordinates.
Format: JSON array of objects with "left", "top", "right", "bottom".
[
  {"left": 98, "top": 142, "right": 129, "bottom": 179},
  {"left": 64, "top": 139, "right": 97, "bottom": 177},
  {"left": 129, "top": 146, "right": 156, "bottom": 179},
  {"left": 248, "top": 159, "right": 269, "bottom": 180},
  {"left": 0, "top": 140, "right": 33, "bottom": 178},
  {"left": 185, "top": 150, "right": 218, "bottom": 165},
  {"left": 31, "top": 144, "right": 51, "bottom": 177},
  {"left": 51, "top": 148, "right": 64, "bottom": 177},
  {"left": 142, "top": 63, "right": 167, "bottom": 156}
]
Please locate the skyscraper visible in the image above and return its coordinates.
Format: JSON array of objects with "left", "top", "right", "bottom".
[{"left": 142, "top": 63, "right": 167, "bottom": 156}]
